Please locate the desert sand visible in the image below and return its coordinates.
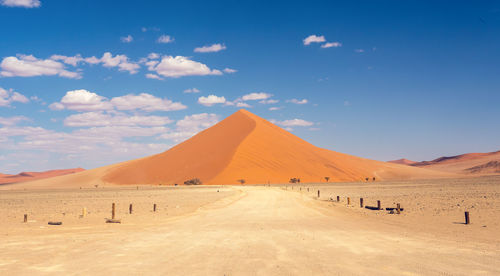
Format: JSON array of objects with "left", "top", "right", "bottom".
[
  {"left": 0, "top": 168, "right": 84, "bottom": 185},
  {"left": 3, "top": 109, "right": 458, "bottom": 190},
  {"left": 0, "top": 176, "right": 499, "bottom": 275}
]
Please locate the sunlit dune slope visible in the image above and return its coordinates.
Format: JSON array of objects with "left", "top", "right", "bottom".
[
  {"left": 102, "top": 109, "right": 452, "bottom": 185},
  {"left": 102, "top": 110, "right": 256, "bottom": 185}
]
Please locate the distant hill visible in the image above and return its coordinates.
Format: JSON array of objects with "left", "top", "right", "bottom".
[
  {"left": 0, "top": 168, "right": 85, "bottom": 185},
  {"left": 392, "top": 150, "right": 500, "bottom": 175},
  {"left": 388, "top": 159, "right": 417, "bottom": 165}
]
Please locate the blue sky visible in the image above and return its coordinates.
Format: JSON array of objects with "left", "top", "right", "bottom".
[{"left": 1, "top": 0, "right": 499, "bottom": 173}]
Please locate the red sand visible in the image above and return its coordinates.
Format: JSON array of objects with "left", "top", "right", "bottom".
[
  {"left": 0, "top": 168, "right": 85, "bottom": 185},
  {"left": 396, "top": 150, "right": 500, "bottom": 175},
  {"left": 102, "top": 110, "right": 452, "bottom": 185}
]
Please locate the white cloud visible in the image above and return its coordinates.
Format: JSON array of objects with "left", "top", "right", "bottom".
[
  {"left": 50, "top": 90, "right": 186, "bottom": 112},
  {"left": 98, "top": 52, "right": 139, "bottom": 74},
  {"left": 268, "top": 106, "right": 282, "bottom": 111},
  {"left": 148, "top": 53, "right": 160, "bottom": 59},
  {"left": 50, "top": 54, "right": 84, "bottom": 66},
  {"left": 1, "top": 0, "right": 40, "bottom": 8},
  {"left": 149, "top": 55, "right": 222, "bottom": 78},
  {"left": 160, "top": 113, "right": 219, "bottom": 142},
  {"left": 120, "top": 35, "right": 133, "bottom": 43},
  {"left": 223, "top": 68, "right": 237, "bottom": 73},
  {"left": 236, "top": 102, "right": 251, "bottom": 108},
  {"left": 157, "top": 35, "right": 174, "bottom": 44},
  {"left": 241, "top": 92, "right": 272, "bottom": 101},
  {"left": 49, "top": 89, "right": 113, "bottom": 111},
  {"left": 355, "top": 49, "right": 365, "bottom": 53},
  {"left": 145, "top": 73, "right": 163, "bottom": 80},
  {"left": 0, "top": 87, "right": 29, "bottom": 107},
  {"left": 110, "top": 93, "right": 186, "bottom": 112},
  {"left": 198, "top": 95, "right": 226, "bottom": 106},
  {"left": 184, "top": 88, "right": 200, "bottom": 93},
  {"left": 303, "top": 35, "right": 325, "bottom": 45},
  {"left": 259, "top": 99, "right": 279, "bottom": 104},
  {"left": 287, "top": 98, "right": 308, "bottom": 104},
  {"left": 194, "top": 43, "right": 227, "bottom": 53},
  {"left": 271, "top": 119, "right": 314, "bottom": 127},
  {"left": 0, "top": 116, "right": 30, "bottom": 126},
  {"left": 321, "top": 42, "right": 342, "bottom": 48},
  {"left": 64, "top": 111, "right": 173, "bottom": 127},
  {"left": 0, "top": 55, "right": 81, "bottom": 79}
]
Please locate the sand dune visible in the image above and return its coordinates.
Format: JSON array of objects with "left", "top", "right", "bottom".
[
  {"left": 388, "top": 158, "right": 417, "bottom": 165},
  {"left": 396, "top": 150, "right": 500, "bottom": 175},
  {"left": 5, "top": 109, "right": 456, "bottom": 189},
  {"left": 0, "top": 168, "right": 85, "bottom": 185},
  {"left": 103, "top": 110, "right": 452, "bottom": 185}
]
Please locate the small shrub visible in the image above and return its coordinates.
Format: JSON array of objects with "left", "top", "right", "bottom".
[
  {"left": 324, "top": 176, "right": 330, "bottom": 182},
  {"left": 184, "top": 178, "right": 202, "bottom": 185},
  {"left": 237, "top": 179, "right": 246, "bottom": 184}
]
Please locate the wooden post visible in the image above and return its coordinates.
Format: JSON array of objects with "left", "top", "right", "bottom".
[
  {"left": 465, "top": 211, "right": 470, "bottom": 225},
  {"left": 347, "top": 197, "right": 351, "bottom": 206},
  {"left": 396, "top": 203, "right": 401, "bottom": 214},
  {"left": 360, "top": 198, "right": 364, "bottom": 208},
  {"left": 317, "top": 190, "right": 320, "bottom": 198},
  {"left": 377, "top": 200, "right": 381, "bottom": 210},
  {"left": 112, "top": 203, "right": 116, "bottom": 219},
  {"left": 307, "top": 188, "right": 309, "bottom": 192},
  {"left": 82, "top": 207, "right": 86, "bottom": 218},
  {"left": 24, "top": 214, "right": 27, "bottom": 223},
  {"left": 129, "top": 204, "right": 133, "bottom": 214},
  {"left": 153, "top": 204, "right": 157, "bottom": 212},
  {"left": 337, "top": 196, "right": 340, "bottom": 202}
]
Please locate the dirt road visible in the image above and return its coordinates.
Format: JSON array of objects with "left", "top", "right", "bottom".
[{"left": 1, "top": 186, "right": 498, "bottom": 275}]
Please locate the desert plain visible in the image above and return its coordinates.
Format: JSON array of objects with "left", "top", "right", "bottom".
[{"left": 1, "top": 176, "right": 499, "bottom": 275}]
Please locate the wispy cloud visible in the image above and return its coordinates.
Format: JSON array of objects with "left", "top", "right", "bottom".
[
  {"left": 0, "top": 115, "right": 30, "bottom": 126},
  {"left": 184, "top": 88, "right": 200, "bottom": 93},
  {"left": 0, "top": 87, "right": 29, "bottom": 107},
  {"left": 287, "top": 98, "right": 308, "bottom": 104},
  {"left": 223, "top": 68, "right": 237, "bottom": 73},
  {"left": 321, "top": 42, "right": 342, "bottom": 48},
  {"left": 160, "top": 113, "right": 219, "bottom": 143},
  {"left": 0, "top": 54, "right": 81, "bottom": 79},
  {"left": 303, "top": 35, "right": 325, "bottom": 45},
  {"left": 49, "top": 89, "right": 186, "bottom": 112},
  {"left": 157, "top": 35, "right": 174, "bottom": 44},
  {"left": 120, "top": 35, "right": 133, "bottom": 43},
  {"left": 194, "top": 43, "right": 227, "bottom": 53},
  {"left": 271, "top": 118, "right": 314, "bottom": 127},
  {"left": 198, "top": 95, "right": 226, "bottom": 106},
  {"left": 1, "top": 0, "right": 40, "bottom": 8}
]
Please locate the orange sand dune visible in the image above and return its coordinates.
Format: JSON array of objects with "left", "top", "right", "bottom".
[
  {"left": 0, "top": 168, "right": 85, "bottom": 185},
  {"left": 410, "top": 150, "right": 500, "bottom": 175},
  {"left": 388, "top": 158, "right": 417, "bottom": 165},
  {"left": 5, "top": 109, "right": 456, "bottom": 189},
  {"left": 102, "top": 110, "right": 453, "bottom": 185}
]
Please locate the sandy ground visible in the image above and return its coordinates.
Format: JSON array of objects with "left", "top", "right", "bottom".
[{"left": 0, "top": 177, "right": 499, "bottom": 275}]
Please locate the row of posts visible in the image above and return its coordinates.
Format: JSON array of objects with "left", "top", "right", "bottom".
[{"left": 285, "top": 185, "right": 470, "bottom": 225}]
